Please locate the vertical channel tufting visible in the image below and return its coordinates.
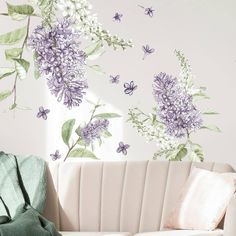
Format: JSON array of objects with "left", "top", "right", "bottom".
[
  {"left": 78, "top": 162, "right": 83, "bottom": 231},
  {"left": 58, "top": 162, "right": 81, "bottom": 231},
  {"left": 58, "top": 162, "right": 61, "bottom": 231},
  {"left": 160, "top": 161, "right": 192, "bottom": 230},
  {"left": 100, "top": 161, "right": 126, "bottom": 231},
  {"left": 138, "top": 161, "right": 149, "bottom": 232},
  {"left": 44, "top": 161, "right": 236, "bottom": 232},
  {"left": 138, "top": 161, "right": 170, "bottom": 232},
  {"left": 119, "top": 161, "right": 149, "bottom": 234},
  {"left": 43, "top": 162, "right": 60, "bottom": 230},
  {"left": 99, "top": 162, "right": 104, "bottom": 232},
  {"left": 119, "top": 161, "right": 127, "bottom": 232},
  {"left": 159, "top": 161, "right": 170, "bottom": 230},
  {"left": 79, "top": 161, "right": 103, "bottom": 231}
]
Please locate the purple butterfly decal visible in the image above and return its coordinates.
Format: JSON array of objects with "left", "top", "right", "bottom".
[
  {"left": 144, "top": 7, "right": 155, "bottom": 17},
  {"left": 50, "top": 150, "right": 61, "bottom": 161},
  {"left": 124, "top": 81, "right": 138, "bottom": 95},
  {"left": 138, "top": 5, "right": 155, "bottom": 17},
  {"left": 37, "top": 106, "right": 50, "bottom": 120},
  {"left": 110, "top": 75, "right": 120, "bottom": 84},
  {"left": 142, "top": 44, "right": 155, "bottom": 60},
  {"left": 113, "top": 13, "right": 123, "bottom": 22},
  {"left": 116, "top": 142, "right": 130, "bottom": 155}
]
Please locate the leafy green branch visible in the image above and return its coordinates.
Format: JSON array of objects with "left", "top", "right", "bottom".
[
  {"left": 62, "top": 100, "right": 121, "bottom": 161},
  {"left": 36, "top": 0, "right": 56, "bottom": 26},
  {"left": 0, "top": 3, "right": 34, "bottom": 109}
]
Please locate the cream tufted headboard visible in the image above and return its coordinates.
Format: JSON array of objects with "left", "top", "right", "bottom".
[{"left": 43, "top": 160, "right": 235, "bottom": 233}]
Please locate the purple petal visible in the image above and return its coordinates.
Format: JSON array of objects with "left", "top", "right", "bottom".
[
  {"left": 42, "top": 114, "right": 48, "bottom": 120},
  {"left": 124, "top": 83, "right": 130, "bottom": 88},
  {"left": 37, "top": 112, "right": 42, "bottom": 118},
  {"left": 116, "top": 147, "right": 122, "bottom": 153},
  {"left": 119, "top": 142, "right": 124, "bottom": 147},
  {"left": 122, "top": 149, "right": 127, "bottom": 155}
]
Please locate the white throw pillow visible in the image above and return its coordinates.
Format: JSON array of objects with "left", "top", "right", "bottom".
[{"left": 164, "top": 167, "right": 236, "bottom": 230}]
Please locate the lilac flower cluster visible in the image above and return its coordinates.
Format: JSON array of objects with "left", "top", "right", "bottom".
[
  {"left": 80, "top": 119, "right": 109, "bottom": 145},
  {"left": 28, "top": 19, "right": 88, "bottom": 109},
  {"left": 153, "top": 72, "right": 202, "bottom": 138}
]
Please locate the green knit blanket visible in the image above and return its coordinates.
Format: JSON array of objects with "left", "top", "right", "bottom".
[{"left": 0, "top": 152, "right": 61, "bottom": 236}]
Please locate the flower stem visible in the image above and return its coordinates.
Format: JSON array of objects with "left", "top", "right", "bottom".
[
  {"left": 63, "top": 100, "right": 100, "bottom": 161},
  {"left": 64, "top": 138, "right": 82, "bottom": 162},
  {"left": 0, "top": 13, "right": 39, "bottom": 17},
  {"left": 11, "top": 16, "right": 31, "bottom": 108},
  {"left": 88, "top": 99, "right": 101, "bottom": 123}
]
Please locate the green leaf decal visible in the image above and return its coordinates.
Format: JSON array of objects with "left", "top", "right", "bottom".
[
  {"left": 61, "top": 119, "right": 75, "bottom": 147},
  {"left": 10, "top": 103, "right": 17, "bottom": 110},
  {"left": 75, "top": 126, "right": 81, "bottom": 136},
  {"left": 201, "top": 125, "right": 221, "bottom": 132},
  {"left": 88, "top": 65, "right": 106, "bottom": 75},
  {"left": 194, "top": 148, "right": 204, "bottom": 162},
  {"left": 0, "top": 68, "right": 15, "bottom": 79},
  {"left": 69, "top": 148, "right": 98, "bottom": 159},
  {"left": 77, "top": 139, "right": 86, "bottom": 146},
  {"left": 0, "top": 90, "right": 12, "bottom": 101},
  {"left": 37, "top": 0, "right": 55, "bottom": 26},
  {"left": 34, "top": 69, "right": 40, "bottom": 79},
  {"left": 175, "top": 147, "right": 188, "bottom": 161},
  {"left": 94, "top": 113, "right": 121, "bottom": 119},
  {"left": 0, "top": 26, "right": 27, "bottom": 45},
  {"left": 202, "top": 111, "right": 219, "bottom": 115},
  {"left": 102, "top": 130, "right": 112, "bottom": 138},
  {"left": 5, "top": 48, "right": 23, "bottom": 60},
  {"left": 13, "top": 58, "right": 30, "bottom": 80},
  {"left": 84, "top": 40, "right": 103, "bottom": 56},
  {"left": 7, "top": 3, "right": 34, "bottom": 20},
  {"left": 33, "top": 52, "right": 40, "bottom": 79},
  {"left": 87, "top": 51, "right": 105, "bottom": 60}
]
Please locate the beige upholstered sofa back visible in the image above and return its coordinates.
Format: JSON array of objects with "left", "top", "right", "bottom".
[{"left": 43, "top": 160, "right": 234, "bottom": 233}]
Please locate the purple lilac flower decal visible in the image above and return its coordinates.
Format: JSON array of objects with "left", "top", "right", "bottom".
[
  {"left": 80, "top": 119, "right": 109, "bottom": 145},
  {"left": 113, "top": 13, "right": 123, "bottom": 22},
  {"left": 142, "top": 45, "right": 155, "bottom": 60},
  {"left": 110, "top": 75, "right": 120, "bottom": 84},
  {"left": 138, "top": 5, "right": 155, "bottom": 17},
  {"left": 153, "top": 72, "right": 203, "bottom": 138},
  {"left": 116, "top": 142, "right": 130, "bottom": 155},
  {"left": 50, "top": 150, "right": 61, "bottom": 161},
  {"left": 37, "top": 106, "right": 50, "bottom": 120},
  {"left": 28, "top": 19, "right": 88, "bottom": 109},
  {"left": 124, "top": 81, "right": 138, "bottom": 95}
]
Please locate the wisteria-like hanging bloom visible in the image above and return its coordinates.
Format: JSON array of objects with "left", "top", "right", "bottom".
[
  {"left": 153, "top": 72, "right": 203, "bottom": 138},
  {"left": 80, "top": 119, "right": 109, "bottom": 145},
  {"left": 28, "top": 19, "right": 88, "bottom": 109},
  {"left": 56, "top": 0, "right": 132, "bottom": 50}
]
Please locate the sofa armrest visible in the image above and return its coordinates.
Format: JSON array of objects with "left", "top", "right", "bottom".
[{"left": 224, "top": 194, "right": 236, "bottom": 236}]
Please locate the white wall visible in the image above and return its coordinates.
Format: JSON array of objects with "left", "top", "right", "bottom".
[{"left": 0, "top": 0, "right": 236, "bottom": 167}]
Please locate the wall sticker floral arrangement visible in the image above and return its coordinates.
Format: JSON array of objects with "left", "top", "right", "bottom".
[
  {"left": 0, "top": 0, "right": 219, "bottom": 161},
  {"left": 128, "top": 51, "right": 220, "bottom": 161}
]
